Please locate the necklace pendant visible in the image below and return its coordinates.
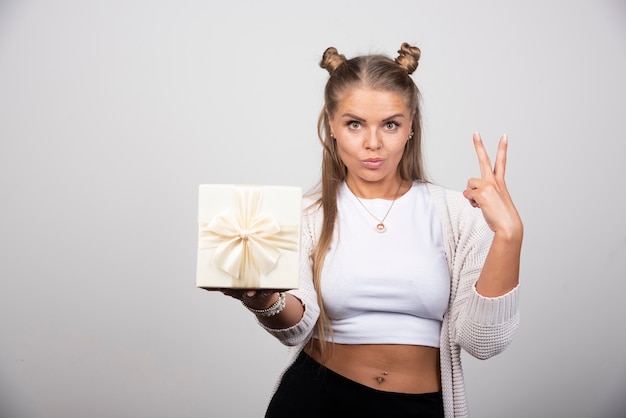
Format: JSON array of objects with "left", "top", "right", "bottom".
[{"left": 376, "top": 223, "right": 385, "bottom": 232}]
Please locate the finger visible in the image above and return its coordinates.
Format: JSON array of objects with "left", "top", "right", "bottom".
[
  {"left": 494, "top": 134, "right": 508, "bottom": 179},
  {"left": 473, "top": 132, "right": 494, "bottom": 179},
  {"left": 242, "top": 290, "right": 279, "bottom": 300},
  {"left": 466, "top": 177, "right": 482, "bottom": 190},
  {"left": 463, "top": 189, "right": 481, "bottom": 208}
]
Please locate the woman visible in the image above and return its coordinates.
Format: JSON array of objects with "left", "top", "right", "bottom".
[{"left": 222, "top": 42, "right": 523, "bottom": 417}]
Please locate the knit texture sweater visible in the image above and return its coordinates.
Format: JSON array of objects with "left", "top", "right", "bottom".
[{"left": 259, "top": 183, "right": 520, "bottom": 417}]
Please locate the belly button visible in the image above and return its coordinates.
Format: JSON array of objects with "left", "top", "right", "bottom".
[{"left": 376, "top": 371, "right": 388, "bottom": 384}]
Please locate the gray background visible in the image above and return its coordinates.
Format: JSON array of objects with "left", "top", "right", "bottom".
[{"left": 1, "top": 1, "right": 625, "bottom": 417}]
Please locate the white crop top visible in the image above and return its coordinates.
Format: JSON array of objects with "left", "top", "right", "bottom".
[{"left": 319, "top": 182, "right": 450, "bottom": 347}]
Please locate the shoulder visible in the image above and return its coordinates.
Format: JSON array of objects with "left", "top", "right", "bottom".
[
  {"left": 426, "top": 183, "right": 468, "bottom": 214},
  {"left": 302, "top": 189, "right": 322, "bottom": 220},
  {"left": 425, "top": 182, "right": 491, "bottom": 243},
  {"left": 426, "top": 183, "right": 464, "bottom": 222},
  {"left": 299, "top": 189, "right": 323, "bottom": 251},
  {"left": 303, "top": 193, "right": 320, "bottom": 211}
]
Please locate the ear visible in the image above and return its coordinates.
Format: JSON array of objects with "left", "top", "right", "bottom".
[{"left": 326, "top": 110, "right": 336, "bottom": 138}]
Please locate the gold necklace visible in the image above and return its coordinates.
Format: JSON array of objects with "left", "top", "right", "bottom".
[{"left": 347, "top": 181, "right": 404, "bottom": 233}]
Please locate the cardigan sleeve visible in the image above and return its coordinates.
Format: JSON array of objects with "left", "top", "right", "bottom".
[
  {"left": 256, "top": 199, "right": 321, "bottom": 347},
  {"left": 441, "top": 188, "right": 520, "bottom": 360}
]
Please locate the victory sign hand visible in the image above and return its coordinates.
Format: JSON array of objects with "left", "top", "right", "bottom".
[{"left": 463, "top": 132, "right": 523, "bottom": 237}]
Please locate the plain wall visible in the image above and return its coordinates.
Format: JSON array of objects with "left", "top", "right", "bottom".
[{"left": 1, "top": 1, "right": 625, "bottom": 417}]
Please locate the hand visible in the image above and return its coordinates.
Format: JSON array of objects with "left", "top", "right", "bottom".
[
  {"left": 218, "top": 288, "right": 279, "bottom": 310},
  {"left": 463, "top": 132, "right": 523, "bottom": 237}
]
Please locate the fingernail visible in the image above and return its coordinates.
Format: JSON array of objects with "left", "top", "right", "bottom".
[
  {"left": 502, "top": 133, "right": 508, "bottom": 143},
  {"left": 473, "top": 132, "right": 482, "bottom": 141}
]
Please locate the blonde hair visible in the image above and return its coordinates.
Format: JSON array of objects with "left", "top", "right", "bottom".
[{"left": 310, "top": 42, "right": 428, "bottom": 359}]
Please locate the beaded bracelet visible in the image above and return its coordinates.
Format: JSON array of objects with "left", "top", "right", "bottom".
[{"left": 242, "top": 292, "right": 286, "bottom": 317}]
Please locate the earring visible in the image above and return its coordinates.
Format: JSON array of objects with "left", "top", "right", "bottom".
[{"left": 408, "top": 130, "right": 414, "bottom": 140}]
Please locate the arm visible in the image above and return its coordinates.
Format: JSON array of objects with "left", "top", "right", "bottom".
[
  {"left": 443, "top": 133, "right": 522, "bottom": 359},
  {"left": 450, "top": 215, "right": 520, "bottom": 359}
]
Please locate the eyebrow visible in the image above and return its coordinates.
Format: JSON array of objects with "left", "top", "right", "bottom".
[{"left": 341, "top": 112, "right": 407, "bottom": 122}]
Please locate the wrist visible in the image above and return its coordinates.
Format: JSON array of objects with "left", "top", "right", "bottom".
[
  {"left": 493, "top": 228, "right": 523, "bottom": 247},
  {"left": 242, "top": 292, "right": 286, "bottom": 317}
]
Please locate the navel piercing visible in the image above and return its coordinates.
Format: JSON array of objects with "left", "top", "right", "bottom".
[{"left": 376, "top": 371, "right": 388, "bottom": 384}]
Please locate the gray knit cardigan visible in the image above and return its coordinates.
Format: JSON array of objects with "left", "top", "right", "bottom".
[{"left": 259, "top": 183, "right": 520, "bottom": 417}]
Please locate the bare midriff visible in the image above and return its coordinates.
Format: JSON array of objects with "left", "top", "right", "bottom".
[{"left": 304, "top": 340, "right": 441, "bottom": 394}]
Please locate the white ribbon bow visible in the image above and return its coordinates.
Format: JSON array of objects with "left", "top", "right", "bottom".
[{"left": 198, "top": 187, "right": 299, "bottom": 287}]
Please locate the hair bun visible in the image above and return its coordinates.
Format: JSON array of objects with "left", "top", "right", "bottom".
[
  {"left": 395, "top": 42, "right": 421, "bottom": 74},
  {"left": 320, "top": 47, "right": 347, "bottom": 75}
]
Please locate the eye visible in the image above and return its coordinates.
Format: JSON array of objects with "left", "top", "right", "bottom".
[
  {"left": 384, "top": 121, "right": 400, "bottom": 130},
  {"left": 348, "top": 121, "right": 361, "bottom": 130}
]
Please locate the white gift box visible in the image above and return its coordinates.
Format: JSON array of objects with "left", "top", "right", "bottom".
[{"left": 196, "top": 184, "right": 301, "bottom": 290}]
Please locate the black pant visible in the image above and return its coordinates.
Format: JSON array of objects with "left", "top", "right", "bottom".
[{"left": 265, "top": 351, "right": 444, "bottom": 418}]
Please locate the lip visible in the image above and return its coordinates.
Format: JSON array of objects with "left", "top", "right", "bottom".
[{"left": 362, "top": 158, "right": 384, "bottom": 169}]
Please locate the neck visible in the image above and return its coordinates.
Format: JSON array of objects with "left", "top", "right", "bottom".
[{"left": 345, "top": 176, "right": 407, "bottom": 200}]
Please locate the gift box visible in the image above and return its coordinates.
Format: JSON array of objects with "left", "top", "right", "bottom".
[{"left": 196, "top": 184, "right": 302, "bottom": 290}]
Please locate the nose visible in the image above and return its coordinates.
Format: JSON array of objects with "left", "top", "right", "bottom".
[{"left": 364, "top": 128, "right": 382, "bottom": 150}]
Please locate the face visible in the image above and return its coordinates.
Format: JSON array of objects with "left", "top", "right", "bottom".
[{"left": 328, "top": 88, "right": 413, "bottom": 195}]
